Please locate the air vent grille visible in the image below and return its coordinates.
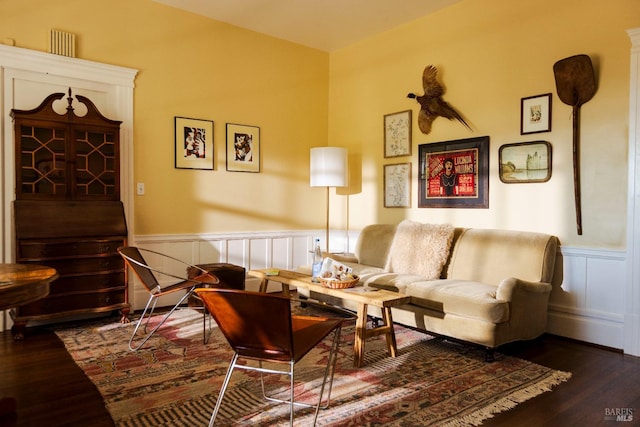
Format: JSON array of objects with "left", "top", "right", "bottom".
[{"left": 49, "top": 29, "right": 75, "bottom": 57}]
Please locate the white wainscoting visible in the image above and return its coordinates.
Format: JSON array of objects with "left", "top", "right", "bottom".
[
  {"left": 132, "top": 230, "right": 628, "bottom": 350},
  {"left": 547, "top": 247, "right": 627, "bottom": 350},
  {"left": 130, "top": 231, "right": 327, "bottom": 309}
]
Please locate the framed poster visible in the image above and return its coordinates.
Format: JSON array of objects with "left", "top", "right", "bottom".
[
  {"left": 384, "top": 162, "right": 411, "bottom": 208},
  {"left": 174, "top": 116, "right": 214, "bottom": 170},
  {"left": 226, "top": 123, "right": 260, "bottom": 173},
  {"left": 521, "top": 93, "right": 552, "bottom": 135},
  {"left": 384, "top": 110, "right": 412, "bottom": 158},
  {"left": 499, "top": 141, "right": 552, "bottom": 183},
  {"left": 418, "top": 136, "right": 489, "bottom": 208}
]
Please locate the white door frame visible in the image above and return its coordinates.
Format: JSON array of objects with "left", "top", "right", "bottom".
[
  {"left": 0, "top": 45, "right": 137, "bottom": 327},
  {"left": 625, "top": 27, "right": 640, "bottom": 356}
]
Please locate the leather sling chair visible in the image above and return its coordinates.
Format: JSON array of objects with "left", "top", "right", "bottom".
[
  {"left": 118, "top": 246, "right": 220, "bottom": 351},
  {"left": 196, "top": 288, "right": 355, "bottom": 426}
]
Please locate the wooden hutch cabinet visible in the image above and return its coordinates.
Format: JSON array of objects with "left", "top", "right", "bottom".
[{"left": 10, "top": 90, "right": 129, "bottom": 338}]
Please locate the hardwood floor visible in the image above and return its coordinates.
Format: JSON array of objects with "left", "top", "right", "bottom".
[
  {"left": 0, "top": 322, "right": 638, "bottom": 427},
  {"left": 0, "top": 326, "right": 114, "bottom": 427},
  {"left": 485, "top": 336, "right": 640, "bottom": 426}
]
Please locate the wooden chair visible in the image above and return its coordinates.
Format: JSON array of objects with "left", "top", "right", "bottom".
[
  {"left": 195, "top": 288, "right": 353, "bottom": 427},
  {"left": 118, "top": 246, "right": 220, "bottom": 351}
]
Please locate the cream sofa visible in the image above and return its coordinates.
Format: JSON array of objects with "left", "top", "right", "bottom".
[{"left": 301, "top": 220, "right": 559, "bottom": 359}]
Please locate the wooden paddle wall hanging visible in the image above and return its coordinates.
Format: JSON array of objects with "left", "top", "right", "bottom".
[{"left": 553, "top": 54, "right": 597, "bottom": 235}]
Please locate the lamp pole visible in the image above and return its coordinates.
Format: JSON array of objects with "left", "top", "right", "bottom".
[{"left": 324, "top": 186, "right": 330, "bottom": 253}]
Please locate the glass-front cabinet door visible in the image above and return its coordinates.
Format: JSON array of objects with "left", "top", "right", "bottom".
[{"left": 11, "top": 90, "right": 121, "bottom": 201}]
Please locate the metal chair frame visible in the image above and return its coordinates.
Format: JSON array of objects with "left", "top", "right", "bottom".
[
  {"left": 260, "top": 297, "right": 355, "bottom": 412},
  {"left": 118, "top": 246, "right": 219, "bottom": 351},
  {"left": 196, "top": 289, "right": 355, "bottom": 427}
]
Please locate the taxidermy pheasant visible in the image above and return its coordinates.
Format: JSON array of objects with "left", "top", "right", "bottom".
[{"left": 407, "top": 65, "right": 471, "bottom": 134}]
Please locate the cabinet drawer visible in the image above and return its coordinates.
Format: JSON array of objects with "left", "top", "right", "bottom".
[
  {"left": 16, "top": 290, "right": 126, "bottom": 317},
  {"left": 22, "top": 255, "right": 124, "bottom": 275},
  {"left": 18, "top": 239, "right": 124, "bottom": 260},
  {"left": 49, "top": 272, "right": 125, "bottom": 295}
]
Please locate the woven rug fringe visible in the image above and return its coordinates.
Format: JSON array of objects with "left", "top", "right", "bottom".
[{"left": 439, "top": 370, "right": 572, "bottom": 427}]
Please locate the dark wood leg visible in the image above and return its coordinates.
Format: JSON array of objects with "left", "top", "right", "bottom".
[
  {"left": 119, "top": 306, "right": 130, "bottom": 323},
  {"left": 10, "top": 321, "right": 26, "bottom": 341},
  {"left": 485, "top": 348, "right": 495, "bottom": 362}
]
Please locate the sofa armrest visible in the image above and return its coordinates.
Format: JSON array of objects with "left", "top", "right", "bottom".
[
  {"left": 497, "top": 277, "right": 553, "bottom": 341},
  {"left": 323, "top": 252, "right": 359, "bottom": 264},
  {"left": 496, "top": 277, "right": 552, "bottom": 301}
]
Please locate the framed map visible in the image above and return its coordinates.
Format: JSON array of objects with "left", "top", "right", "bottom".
[
  {"left": 384, "top": 110, "right": 412, "bottom": 158},
  {"left": 384, "top": 162, "right": 411, "bottom": 208}
]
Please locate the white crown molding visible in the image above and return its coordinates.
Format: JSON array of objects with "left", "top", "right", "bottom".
[
  {"left": 0, "top": 44, "right": 137, "bottom": 87},
  {"left": 628, "top": 27, "right": 640, "bottom": 51}
]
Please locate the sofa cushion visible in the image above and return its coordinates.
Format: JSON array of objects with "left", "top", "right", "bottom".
[
  {"left": 354, "top": 224, "right": 397, "bottom": 269},
  {"left": 385, "top": 220, "right": 454, "bottom": 279},
  {"left": 446, "top": 228, "right": 557, "bottom": 285},
  {"left": 405, "top": 279, "right": 510, "bottom": 324}
]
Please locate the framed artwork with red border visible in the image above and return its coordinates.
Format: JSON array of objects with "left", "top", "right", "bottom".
[{"left": 418, "top": 136, "right": 489, "bottom": 208}]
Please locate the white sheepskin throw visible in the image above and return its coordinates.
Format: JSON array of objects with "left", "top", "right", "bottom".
[{"left": 385, "top": 220, "right": 455, "bottom": 279}]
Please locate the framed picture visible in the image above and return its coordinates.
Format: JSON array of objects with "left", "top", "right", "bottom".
[
  {"left": 384, "top": 110, "right": 412, "bottom": 158},
  {"left": 384, "top": 163, "right": 411, "bottom": 208},
  {"left": 174, "top": 116, "right": 214, "bottom": 170},
  {"left": 226, "top": 123, "right": 260, "bottom": 173},
  {"left": 499, "top": 141, "right": 552, "bottom": 183},
  {"left": 418, "top": 136, "right": 489, "bottom": 209},
  {"left": 521, "top": 93, "right": 552, "bottom": 134}
]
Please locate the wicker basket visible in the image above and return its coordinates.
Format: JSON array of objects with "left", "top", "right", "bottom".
[{"left": 319, "top": 276, "right": 359, "bottom": 289}]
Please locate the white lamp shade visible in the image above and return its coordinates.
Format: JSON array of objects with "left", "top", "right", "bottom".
[{"left": 310, "top": 147, "right": 348, "bottom": 187}]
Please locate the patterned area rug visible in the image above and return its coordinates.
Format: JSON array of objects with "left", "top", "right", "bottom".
[{"left": 54, "top": 308, "right": 570, "bottom": 426}]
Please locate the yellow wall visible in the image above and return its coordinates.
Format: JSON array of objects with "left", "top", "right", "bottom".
[
  {"left": 1, "top": 0, "right": 330, "bottom": 234},
  {"left": 329, "top": 0, "right": 639, "bottom": 248},
  {"left": 2, "top": 0, "right": 639, "bottom": 249}
]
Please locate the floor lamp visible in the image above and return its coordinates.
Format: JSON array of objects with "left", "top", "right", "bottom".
[{"left": 310, "top": 147, "right": 348, "bottom": 253}]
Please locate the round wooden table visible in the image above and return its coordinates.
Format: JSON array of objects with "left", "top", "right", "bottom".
[
  {"left": 0, "top": 263, "right": 58, "bottom": 419},
  {"left": 0, "top": 264, "right": 57, "bottom": 311}
]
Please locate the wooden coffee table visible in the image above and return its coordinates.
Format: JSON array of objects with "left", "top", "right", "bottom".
[{"left": 249, "top": 269, "right": 410, "bottom": 368}]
